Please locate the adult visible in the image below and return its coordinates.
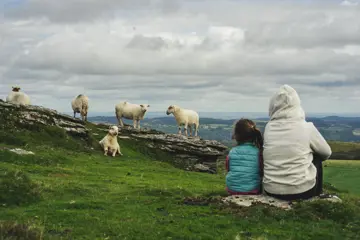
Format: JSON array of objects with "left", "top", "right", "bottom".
[{"left": 263, "top": 84, "right": 332, "bottom": 201}]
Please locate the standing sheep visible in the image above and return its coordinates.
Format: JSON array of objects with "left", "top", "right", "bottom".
[
  {"left": 99, "top": 125, "right": 123, "bottom": 157},
  {"left": 166, "top": 105, "right": 199, "bottom": 137},
  {"left": 71, "top": 94, "right": 89, "bottom": 121},
  {"left": 6, "top": 86, "right": 31, "bottom": 105},
  {"left": 115, "top": 101, "right": 150, "bottom": 129}
]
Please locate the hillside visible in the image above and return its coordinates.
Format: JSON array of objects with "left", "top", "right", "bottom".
[{"left": 1, "top": 101, "right": 360, "bottom": 239}]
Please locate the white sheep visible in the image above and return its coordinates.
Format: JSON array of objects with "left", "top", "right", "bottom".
[
  {"left": 6, "top": 86, "right": 31, "bottom": 105},
  {"left": 166, "top": 105, "right": 200, "bottom": 137},
  {"left": 99, "top": 125, "right": 123, "bottom": 157},
  {"left": 115, "top": 101, "right": 150, "bottom": 129},
  {"left": 71, "top": 94, "right": 89, "bottom": 121}
]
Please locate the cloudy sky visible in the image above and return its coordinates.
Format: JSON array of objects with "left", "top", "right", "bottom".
[{"left": 1, "top": 0, "right": 360, "bottom": 115}]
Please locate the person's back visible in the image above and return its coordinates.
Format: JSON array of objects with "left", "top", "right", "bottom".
[
  {"left": 263, "top": 85, "right": 332, "bottom": 200},
  {"left": 226, "top": 119, "right": 263, "bottom": 195}
]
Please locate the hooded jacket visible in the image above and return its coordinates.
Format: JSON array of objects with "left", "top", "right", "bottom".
[{"left": 263, "top": 85, "right": 332, "bottom": 195}]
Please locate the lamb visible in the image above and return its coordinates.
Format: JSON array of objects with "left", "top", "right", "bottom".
[
  {"left": 99, "top": 125, "right": 123, "bottom": 157},
  {"left": 166, "top": 105, "right": 200, "bottom": 137},
  {"left": 6, "top": 86, "right": 31, "bottom": 105},
  {"left": 115, "top": 101, "right": 150, "bottom": 129},
  {"left": 71, "top": 94, "right": 89, "bottom": 121}
]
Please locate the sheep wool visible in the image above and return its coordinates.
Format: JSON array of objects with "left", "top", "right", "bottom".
[
  {"left": 99, "top": 125, "right": 123, "bottom": 157},
  {"left": 115, "top": 101, "right": 150, "bottom": 129},
  {"left": 6, "top": 87, "right": 31, "bottom": 105},
  {"left": 166, "top": 105, "right": 200, "bottom": 137},
  {"left": 71, "top": 94, "right": 89, "bottom": 121}
]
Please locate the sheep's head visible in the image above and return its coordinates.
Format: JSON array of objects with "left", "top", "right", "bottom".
[
  {"left": 139, "top": 104, "right": 150, "bottom": 113},
  {"left": 166, "top": 105, "right": 178, "bottom": 115},
  {"left": 12, "top": 86, "right": 21, "bottom": 92},
  {"left": 108, "top": 125, "right": 119, "bottom": 136}
]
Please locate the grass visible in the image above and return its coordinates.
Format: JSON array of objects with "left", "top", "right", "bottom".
[{"left": 0, "top": 121, "right": 360, "bottom": 239}]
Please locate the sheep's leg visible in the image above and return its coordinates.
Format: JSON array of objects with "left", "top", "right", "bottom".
[
  {"left": 112, "top": 148, "right": 116, "bottom": 157},
  {"left": 189, "top": 125, "right": 192, "bottom": 137},
  {"left": 73, "top": 112, "right": 76, "bottom": 118},
  {"left": 104, "top": 147, "right": 109, "bottom": 156},
  {"left": 118, "top": 118, "right": 124, "bottom": 127},
  {"left": 184, "top": 122, "right": 188, "bottom": 137},
  {"left": 194, "top": 123, "right": 199, "bottom": 137},
  {"left": 133, "top": 119, "right": 137, "bottom": 128},
  {"left": 117, "top": 145, "right": 123, "bottom": 156},
  {"left": 137, "top": 120, "right": 141, "bottom": 129},
  {"left": 178, "top": 125, "right": 182, "bottom": 135}
]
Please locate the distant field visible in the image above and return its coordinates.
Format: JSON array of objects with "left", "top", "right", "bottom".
[{"left": 324, "top": 160, "right": 360, "bottom": 196}]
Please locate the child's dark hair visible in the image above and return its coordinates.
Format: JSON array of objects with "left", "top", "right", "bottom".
[{"left": 232, "top": 118, "right": 263, "bottom": 150}]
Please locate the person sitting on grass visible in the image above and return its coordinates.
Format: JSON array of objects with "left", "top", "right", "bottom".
[
  {"left": 263, "top": 84, "right": 338, "bottom": 201},
  {"left": 225, "top": 118, "right": 264, "bottom": 195}
]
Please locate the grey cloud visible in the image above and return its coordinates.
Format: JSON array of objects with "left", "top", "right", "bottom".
[
  {"left": 3, "top": 0, "right": 181, "bottom": 23},
  {"left": 2, "top": 0, "right": 360, "bottom": 113}
]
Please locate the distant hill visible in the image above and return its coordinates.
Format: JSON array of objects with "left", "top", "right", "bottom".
[{"left": 88, "top": 115, "right": 360, "bottom": 147}]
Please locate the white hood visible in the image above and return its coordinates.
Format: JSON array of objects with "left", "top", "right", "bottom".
[{"left": 268, "top": 85, "right": 305, "bottom": 121}]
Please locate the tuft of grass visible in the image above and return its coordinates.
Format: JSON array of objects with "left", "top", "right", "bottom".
[{"left": 0, "top": 170, "right": 42, "bottom": 206}]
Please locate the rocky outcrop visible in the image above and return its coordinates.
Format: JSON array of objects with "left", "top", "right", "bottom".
[
  {"left": 0, "top": 100, "right": 229, "bottom": 173},
  {"left": 95, "top": 123, "right": 229, "bottom": 174},
  {"left": 0, "top": 100, "right": 88, "bottom": 138}
]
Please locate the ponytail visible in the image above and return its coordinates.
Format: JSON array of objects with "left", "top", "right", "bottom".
[{"left": 253, "top": 128, "right": 263, "bottom": 150}]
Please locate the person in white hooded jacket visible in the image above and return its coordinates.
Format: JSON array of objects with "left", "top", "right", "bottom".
[{"left": 263, "top": 84, "right": 332, "bottom": 201}]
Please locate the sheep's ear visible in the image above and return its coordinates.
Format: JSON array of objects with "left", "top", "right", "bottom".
[
  {"left": 147, "top": 104, "right": 150, "bottom": 107},
  {"left": 140, "top": 104, "right": 144, "bottom": 107}
]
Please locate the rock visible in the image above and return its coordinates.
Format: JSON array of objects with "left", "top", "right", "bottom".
[
  {"left": 95, "top": 123, "right": 229, "bottom": 174},
  {"left": 9, "top": 148, "right": 35, "bottom": 155},
  {"left": 222, "top": 195, "right": 292, "bottom": 210},
  {"left": 0, "top": 99, "right": 89, "bottom": 138}
]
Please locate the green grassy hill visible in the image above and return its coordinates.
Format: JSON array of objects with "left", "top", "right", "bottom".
[{"left": 1, "top": 111, "right": 360, "bottom": 239}]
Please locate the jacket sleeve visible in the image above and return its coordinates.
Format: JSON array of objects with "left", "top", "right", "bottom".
[
  {"left": 225, "top": 155, "right": 230, "bottom": 172},
  {"left": 309, "top": 123, "right": 332, "bottom": 160}
]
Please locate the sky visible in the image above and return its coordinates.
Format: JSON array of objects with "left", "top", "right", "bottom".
[{"left": 1, "top": 0, "right": 360, "bottom": 116}]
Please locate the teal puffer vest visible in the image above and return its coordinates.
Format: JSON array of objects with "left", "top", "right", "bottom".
[{"left": 226, "top": 142, "right": 261, "bottom": 193}]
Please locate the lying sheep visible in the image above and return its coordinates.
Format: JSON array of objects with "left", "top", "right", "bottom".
[
  {"left": 166, "top": 105, "right": 200, "bottom": 137},
  {"left": 99, "top": 125, "right": 123, "bottom": 157},
  {"left": 6, "top": 86, "right": 31, "bottom": 105},
  {"left": 115, "top": 101, "right": 150, "bottom": 129},
  {"left": 71, "top": 94, "right": 89, "bottom": 121}
]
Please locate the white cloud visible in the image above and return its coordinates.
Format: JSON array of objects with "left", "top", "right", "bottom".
[{"left": 1, "top": 0, "right": 360, "bottom": 115}]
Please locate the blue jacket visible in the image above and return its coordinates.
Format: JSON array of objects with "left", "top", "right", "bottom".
[{"left": 226, "top": 142, "right": 261, "bottom": 193}]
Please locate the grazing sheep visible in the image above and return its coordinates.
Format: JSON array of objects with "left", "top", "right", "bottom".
[
  {"left": 71, "top": 94, "right": 89, "bottom": 121},
  {"left": 6, "top": 86, "right": 31, "bottom": 105},
  {"left": 99, "top": 125, "right": 123, "bottom": 157},
  {"left": 166, "top": 105, "right": 199, "bottom": 137},
  {"left": 115, "top": 101, "right": 150, "bottom": 129}
]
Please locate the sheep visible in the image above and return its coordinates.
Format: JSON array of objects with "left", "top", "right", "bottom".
[
  {"left": 115, "top": 101, "right": 150, "bottom": 129},
  {"left": 166, "top": 105, "right": 199, "bottom": 137},
  {"left": 6, "top": 86, "right": 31, "bottom": 105},
  {"left": 71, "top": 94, "right": 89, "bottom": 121},
  {"left": 99, "top": 125, "right": 123, "bottom": 157}
]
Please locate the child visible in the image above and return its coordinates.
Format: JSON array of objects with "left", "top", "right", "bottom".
[{"left": 226, "top": 119, "right": 263, "bottom": 195}]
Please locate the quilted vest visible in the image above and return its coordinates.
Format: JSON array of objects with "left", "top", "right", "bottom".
[{"left": 226, "top": 142, "right": 261, "bottom": 193}]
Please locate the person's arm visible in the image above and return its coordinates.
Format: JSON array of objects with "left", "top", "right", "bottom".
[
  {"left": 225, "top": 155, "right": 230, "bottom": 172},
  {"left": 309, "top": 123, "right": 332, "bottom": 160}
]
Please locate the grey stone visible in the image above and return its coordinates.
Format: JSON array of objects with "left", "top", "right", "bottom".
[{"left": 0, "top": 99, "right": 89, "bottom": 138}]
